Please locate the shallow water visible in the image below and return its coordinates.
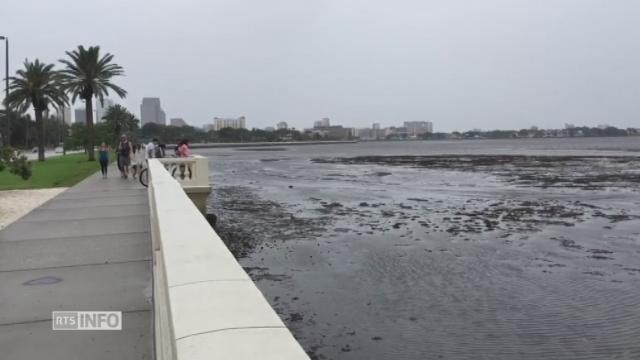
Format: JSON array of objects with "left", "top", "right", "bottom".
[{"left": 204, "top": 138, "right": 640, "bottom": 360}]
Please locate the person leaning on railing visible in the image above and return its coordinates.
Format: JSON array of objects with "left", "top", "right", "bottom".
[
  {"left": 177, "top": 139, "right": 191, "bottom": 158},
  {"left": 175, "top": 139, "right": 192, "bottom": 179}
]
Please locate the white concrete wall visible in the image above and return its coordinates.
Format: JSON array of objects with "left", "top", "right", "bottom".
[
  {"left": 155, "top": 155, "right": 209, "bottom": 188},
  {"left": 147, "top": 159, "right": 309, "bottom": 360}
]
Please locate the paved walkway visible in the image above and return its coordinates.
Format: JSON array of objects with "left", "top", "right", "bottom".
[{"left": 0, "top": 168, "right": 152, "bottom": 360}]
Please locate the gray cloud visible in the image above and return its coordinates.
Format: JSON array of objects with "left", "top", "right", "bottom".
[{"left": 3, "top": 0, "right": 639, "bottom": 131}]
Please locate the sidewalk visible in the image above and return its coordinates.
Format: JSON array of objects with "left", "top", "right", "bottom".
[{"left": 0, "top": 167, "right": 152, "bottom": 360}]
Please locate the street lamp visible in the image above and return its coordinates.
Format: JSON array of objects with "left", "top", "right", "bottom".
[{"left": 0, "top": 36, "right": 8, "bottom": 146}]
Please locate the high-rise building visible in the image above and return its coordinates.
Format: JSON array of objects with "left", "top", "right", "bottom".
[
  {"left": 170, "top": 118, "right": 187, "bottom": 127},
  {"left": 140, "top": 98, "right": 166, "bottom": 126},
  {"left": 212, "top": 116, "right": 246, "bottom": 131},
  {"left": 403, "top": 121, "right": 433, "bottom": 136},
  {"left": 74, "top": 108, "right": 86, "bottom": 124},
  {"left": 372, "top": 123, "right": 381, "bottom": 130},
  {"left": 95, "top": 99, "right": 115, "bottom": 123},
  {"left": 56, "top": 107, "right": 73, "bottom": 125},
  {"left": 277, "top": 121, "right": 288, "bottom": 130}
]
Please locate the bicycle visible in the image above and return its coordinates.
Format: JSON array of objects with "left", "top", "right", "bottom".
[{"left": 139, "top": 167, "right": 149, "bottom": 187}]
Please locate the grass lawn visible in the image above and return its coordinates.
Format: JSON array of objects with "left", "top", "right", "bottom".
[{"left": 0, "top": 153, "right": 112, "bottom": 190}]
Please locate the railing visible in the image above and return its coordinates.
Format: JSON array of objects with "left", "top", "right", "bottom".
[
  {"left": 156, "top": 155, "right": 209, "bottom": 188},
  {"left": 147, "top": 159, "right": 310, "bottom": 360},
  {"left": 156, "top": 155, "right": 211, "bottom": 213}
]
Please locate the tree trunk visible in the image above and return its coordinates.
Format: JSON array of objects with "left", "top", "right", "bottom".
[
  {"left": 114, "top": 123, "right": 121, "bottom": 148},
  {"left": 25, "top": 117, "right": 29, "bottom": 149},
  {"left": 85, "top": 97, "right": 95, "bottom": 161},
  {"left": 35, "top": 109, "right": 45, "bottom": 162}
]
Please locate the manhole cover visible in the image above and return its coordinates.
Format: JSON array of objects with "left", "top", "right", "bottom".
[{"left": 22, "top": 276, "right": 63, "bottom": 286}]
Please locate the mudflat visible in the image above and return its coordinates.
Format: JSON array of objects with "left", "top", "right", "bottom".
[{"left": 205, "top": 138, "right": 640, "bottom": 360}]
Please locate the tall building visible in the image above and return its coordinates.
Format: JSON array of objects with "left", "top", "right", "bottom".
[
  {"left": 170, "top": 118, "right": 187, "bottom": 127},
  {"left": 56, "top": 107, "right": 73, "bottom": 125},
  {"left": 372, "top": 123, "right": 381, "bottom": 130},
  {"left": 277, "top": 121, "right": 288, "bottom": 130},
  {"left": 74, "top": 108, "right": 86, "bottom": 124},
  {"left": 95, "top": 99, "right": 115, "bottom": 123},
  {"left": 403, "top": 121, "right": 433, "bottom": 136},
  {"left": 212, "top": 116, "right": 246, "bottom": 131},
  {"left": 140, "top": 98, "right": 166, "bottom": 126}
]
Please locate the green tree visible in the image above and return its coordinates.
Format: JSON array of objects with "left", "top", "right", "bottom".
[
  {"left": 5, "top": 59, "right": 68, "bottom": 161},
  {"left": 65, "top": 123, "right": 88, "bottom": 151},
  {"left": 0, "top": 147, "right": 31, "bottom": 179},
  {"left": 102, "top": 104, "right": 139, "bottom": 146},
  {"left": 59, "top": 45, "right": 127, "bottom": 161}
]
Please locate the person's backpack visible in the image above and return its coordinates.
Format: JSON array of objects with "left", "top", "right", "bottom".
[{"left": 154, "top": 146, "right": 163, "bottom": 158}]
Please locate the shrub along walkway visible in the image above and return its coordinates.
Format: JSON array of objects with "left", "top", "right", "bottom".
[{"left": 0, "top": 166, "right": 152, "bottom": 360}]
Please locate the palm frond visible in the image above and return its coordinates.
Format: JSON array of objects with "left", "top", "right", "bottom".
[
  {"left": 6, "top": 58, "right": 68, "bottom": 114},
  {"left": 59, "top": 45, "right": 127, "bottom": 101}
]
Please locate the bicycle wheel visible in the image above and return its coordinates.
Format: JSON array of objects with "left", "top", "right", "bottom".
[{"left": 139, "top": 168, "right": 149, "bottom": 187}]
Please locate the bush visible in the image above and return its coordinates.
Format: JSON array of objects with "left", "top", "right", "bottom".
[{"left": 0, "top": 147, "right": 32, "bottom": 180}]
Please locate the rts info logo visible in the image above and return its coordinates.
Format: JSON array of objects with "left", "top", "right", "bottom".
[{"left": 52, "top": 311, "right": 122, "bottom": 330}]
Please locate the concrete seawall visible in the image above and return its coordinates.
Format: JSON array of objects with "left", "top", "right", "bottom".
[{"left": 148, "top": 159, "right": 309, "bottom": 359}]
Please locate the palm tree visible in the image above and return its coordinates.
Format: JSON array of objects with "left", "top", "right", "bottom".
[
  {"left": 5, "top": 59, "right": 67, "bottom": 161},
  {"left": 59, "top": 45, "right": 126, "bottom": 161},
  {"left": 102, "top": 104, "right": 139, "bottom": 146}
]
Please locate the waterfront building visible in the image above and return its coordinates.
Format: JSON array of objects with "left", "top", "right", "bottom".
[
  {"left": 170, "top": 118, "right": 187, "bottom": 127},
  {"left": 357, "top": 128, "right": 375, "bottom": 140},
  {"left": 212, "top": 116, "right": 246, "bottom": 131},
  {"left": 404, "top": 121, "right": 433, "bottom": 137},
  {"left": 304, "top": 125, "right": 354, "bottom": 140},
  {"left": 384, "top": 126, "right": 409, "bottom": 139},
  {"left": 141, "top": 98, "right": 166, "bottom": 126}
]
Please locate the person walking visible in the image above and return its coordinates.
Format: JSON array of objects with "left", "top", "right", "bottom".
[
  {"left": 146, "top": 138, "right": 158, "bottom": 159},
  {"left": 117, "top": 135, "right": 132, "bottom": 179},
  {"left": 131, "top": 144, "right": 145, "bottom": 179},
  {"left": 98, "top": 142, "right": 110, "bottom": 179},
  {"left": 156, "top": 143, "right": 166, "bottom": 158}
]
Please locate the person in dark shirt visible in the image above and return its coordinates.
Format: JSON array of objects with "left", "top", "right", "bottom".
[{"left": 117, "top": 135, "right": 132, "bottom": 179}]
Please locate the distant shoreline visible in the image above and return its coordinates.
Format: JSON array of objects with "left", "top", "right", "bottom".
[
  {"left": 183, "top": 136, "right": 639, "bottom": 149},
  {"left": 188, "top": 140, "right": 359, "bottom": 149}
]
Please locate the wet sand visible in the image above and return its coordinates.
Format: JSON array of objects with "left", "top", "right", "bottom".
[{"left": 205, "top": 139, "right": 640, "bottom": 360}]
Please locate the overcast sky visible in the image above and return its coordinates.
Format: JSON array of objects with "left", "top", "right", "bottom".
[{"left": 3, "top": 0, "right": 640, "bottom": 131}]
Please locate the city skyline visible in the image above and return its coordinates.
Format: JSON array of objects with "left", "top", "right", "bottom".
[
  {"left": 51, "top": 96, "right": 640, "bottom": 134},
  {"left": 3, "top": 1, "right": 639, "bottom": 132}
]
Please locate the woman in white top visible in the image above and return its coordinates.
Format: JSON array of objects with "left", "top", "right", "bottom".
[{"left": 131, "top": 144, "right": 146, "bottom": 179}]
